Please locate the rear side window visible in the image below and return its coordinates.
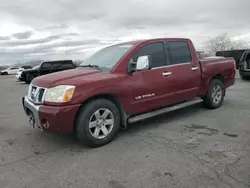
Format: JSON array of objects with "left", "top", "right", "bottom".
[
  {"left": 132, "top": 42, "right": 166, "bottom": 68},
  {"left": 168, "top": 42, "right": 192, "bottom": 65},
  {"left": 53, "top": 62, "right": 62, "bottom": 69},
  {"left": 61, "top": 63, "right": 75, "bottom": 69}
]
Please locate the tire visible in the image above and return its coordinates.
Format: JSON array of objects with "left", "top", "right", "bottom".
[
  {"left": 239, "top": 71, "right": 250, "bottom": 80},
  {"left": 202, "top": 79, "right": 225, "bottom": 109},
  {"left": 241, "top": 75, "right": 250, "bottom": 80},
  {"left": 2, "top": 72, "right": 8, "bottom": 75},
  {"left": 76, "top": 99, "right": 120, "bottom": 147},
  {"left": 26, "top": 75, "right": 35, "bottom": 84},
  {"left": 240, "top": 72, "right": 247, "bottom": 80}
]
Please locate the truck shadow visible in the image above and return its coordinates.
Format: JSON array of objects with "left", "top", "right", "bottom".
[{"left": 29, "top": 102, "right": 207, "bottom": 151}]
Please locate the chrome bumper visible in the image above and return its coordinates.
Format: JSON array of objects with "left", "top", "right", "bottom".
[{"left": 22, "top": 96, "right": 41, "bottom": 129}]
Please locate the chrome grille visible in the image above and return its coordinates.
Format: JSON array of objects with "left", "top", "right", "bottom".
[{"left": 28, "top": 85, "right": 47, "bottom": 104}]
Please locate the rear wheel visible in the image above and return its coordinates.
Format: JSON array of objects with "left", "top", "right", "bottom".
[
  {"left": 2, "top": 72, "right": 8, "bottom": 75},
  {"left": 241, "top": 75, "right": 250, "bottom": 80},
  {"left": 76, "top": 99, "right": 120, "bottom": 147},
  {"left": 239, "top": 70, "right": 250, "bottom": 80},
  {"left": 202, "top": 79, "right": 225, "bottom": 109}
]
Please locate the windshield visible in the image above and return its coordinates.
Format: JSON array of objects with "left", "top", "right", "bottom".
[{"left": 80, "top": 44, "right": 133, "bottom": 70}]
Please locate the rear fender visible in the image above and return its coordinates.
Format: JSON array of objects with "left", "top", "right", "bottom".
[{"left": 198, "top": 74, "right": 224, "bottom": 97}]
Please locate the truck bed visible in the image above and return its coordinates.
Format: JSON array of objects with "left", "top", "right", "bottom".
[{"left": 198, "top": 57, "right": 236, "bottom": 96}]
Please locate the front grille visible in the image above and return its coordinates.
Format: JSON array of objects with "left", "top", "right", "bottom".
[{"left": 28, "top": 85, "right": 47, "bottom": 104}]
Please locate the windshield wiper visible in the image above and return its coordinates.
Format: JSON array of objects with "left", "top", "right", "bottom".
[{"left": 80, "top": 64, "right": 102, "bottom": 71}]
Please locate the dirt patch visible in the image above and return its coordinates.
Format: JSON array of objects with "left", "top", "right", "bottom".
[
  {"left": 5, "top": 138, "right": 14, "bottom": 146},
  {"left": 182, "top": 124, "right": 219, "bottom": 136},
  {"left": 223, "top": 133, "right": 238, "bottom": 138},
  {"left": 108, "top": 180, "right": 126, "bottom": 188},
  {"left": 206, "top": 151, "right": 227, "bottom": 160}
]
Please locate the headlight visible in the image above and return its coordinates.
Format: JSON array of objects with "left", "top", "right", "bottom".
[{"left": 44, "top": 85, "right": 75, "bottom": 103}]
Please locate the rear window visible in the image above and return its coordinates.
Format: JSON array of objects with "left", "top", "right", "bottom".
[
  {"left": 53, "top": 63, "right": 62, "bottom": 69},
  {"left": 168, "top": 42, "right": 192, "bottom": 65}
]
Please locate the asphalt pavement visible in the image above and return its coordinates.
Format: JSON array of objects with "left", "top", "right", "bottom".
[{"left": 0, "top": 74, "right": 249, "bottom": 188}]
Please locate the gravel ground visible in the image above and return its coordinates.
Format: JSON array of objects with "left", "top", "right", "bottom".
[{"left": 0, "top": 73, "right": 249, "bottom": 188}]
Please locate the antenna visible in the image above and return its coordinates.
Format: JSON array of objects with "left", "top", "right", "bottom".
[{"left": 65, "top": 39, "right": 68, "bottom": 57}]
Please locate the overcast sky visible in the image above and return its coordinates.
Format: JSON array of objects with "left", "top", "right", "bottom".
[{"left": 0, "top": 0, "right": 250, "bottom": 65}]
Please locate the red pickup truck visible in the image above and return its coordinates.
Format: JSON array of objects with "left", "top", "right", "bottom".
[{"left": 22, "top": 38, "right": 236, "bottom": 147}]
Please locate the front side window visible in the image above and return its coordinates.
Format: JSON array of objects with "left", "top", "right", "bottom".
[
  {"left": 80, "top": 44, "right": 134, "bottom": 70},
  {"left": 132, "top": 42, "right": 167, "bottom": 68},
  {"left": 41, "top": 63, "right": 52, "bottom": 70},
  {"left": 168, "top": 42, "right": 192, "bottom": 65}
]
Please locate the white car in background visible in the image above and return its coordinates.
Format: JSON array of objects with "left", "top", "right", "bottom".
[
  {"left": 16, "top": 65, "right": 34, "bottom": 81},
  {"left": 1, "top": 65, "right": 33, "bottom": 76},
  {"left": 1, "top": 67, "right": 20, "bottom": 75}
]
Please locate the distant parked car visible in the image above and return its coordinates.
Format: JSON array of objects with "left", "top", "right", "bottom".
[
  {"left": 20, "top": 60, "right": 76, "bottom": 84},
  {"left": 216, "top": 49, "right": 247, "bottom": 69},
  {"left": 1, "top": 67, "right": 20, "bottom": 75},
  {"left": 239, "top": 50, "right": 250, "bottom": 80},
  {"left": 1, "top": 65, "right": 32, "bottom": 76},
  {"left": 16, "top": 66, "right": 33, "bottom": 81}
]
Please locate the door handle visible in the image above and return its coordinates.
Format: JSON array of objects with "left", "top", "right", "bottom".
[
  {"left": 162, "top": 72, "right": 172, "bottom": 76},
  {"left": 191, "top": 67, "right": 199, "bottom": 71}
]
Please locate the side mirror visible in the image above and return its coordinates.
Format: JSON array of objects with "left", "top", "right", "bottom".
[{"left": 136, "top": 56, "right": 150, "bottom": 70}]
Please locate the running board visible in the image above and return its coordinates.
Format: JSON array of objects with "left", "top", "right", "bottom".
[{"left": 128, "top": 98, "right": 203, "bottom": 124}]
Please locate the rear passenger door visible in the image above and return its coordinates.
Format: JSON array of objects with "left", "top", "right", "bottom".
[{"left": 164, "top": 41, "right": 201, "bottom": 102}]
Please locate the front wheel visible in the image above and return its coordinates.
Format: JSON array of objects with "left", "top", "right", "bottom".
[
  {"left": 76, "top": 99, "right": 120, "bottom": 147},
  {"left": 26, "top": 75, "right": 35, "bottom": 84},
  {"left": 202, "top": 79, "right": 225, "bottom": 109}
]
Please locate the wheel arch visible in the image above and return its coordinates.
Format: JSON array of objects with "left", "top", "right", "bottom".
[
  {"left": 74, "top": 93, "right": 127, "bottom": 132},
  {"left": 212, "top": 74, "right": 224, "bottom": 84},
  {"left": 200, "top": 74, "right": 225, "bottom": 98}
]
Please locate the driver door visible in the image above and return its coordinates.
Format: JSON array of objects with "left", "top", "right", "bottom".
[{"left": 127, "top": 41, "right": 178, "bottom": 114}]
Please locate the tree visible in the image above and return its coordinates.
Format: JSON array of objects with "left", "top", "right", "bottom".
[{"left": 205, "top": 33, "right": 248, "bottom": 55}]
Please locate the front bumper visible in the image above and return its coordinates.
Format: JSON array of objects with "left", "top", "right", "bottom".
[
  {"left": 22, "top": 96, "right": 81, "bottom": 133},
  {"left": 16, "top": 75, "right": 21, "bottom": 81}
]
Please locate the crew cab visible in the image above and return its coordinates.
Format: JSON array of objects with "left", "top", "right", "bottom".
[
  {"left": 22, "top": 38, "right": 236, "bottom": 147},
  {"left": 20, "top": 60, "right": 76, "bottom": 83}
]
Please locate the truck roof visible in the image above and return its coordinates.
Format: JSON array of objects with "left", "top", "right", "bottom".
[
  {"left": 117, "top": 38, "right": 191, "bottom": 46},
  {"left": 42, "top": 60, "right": 73, "bottom": 63}
]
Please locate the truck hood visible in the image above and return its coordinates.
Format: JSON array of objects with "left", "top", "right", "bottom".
[{"left": 32, "top": 68, "right": 106, "bottom": 88}]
